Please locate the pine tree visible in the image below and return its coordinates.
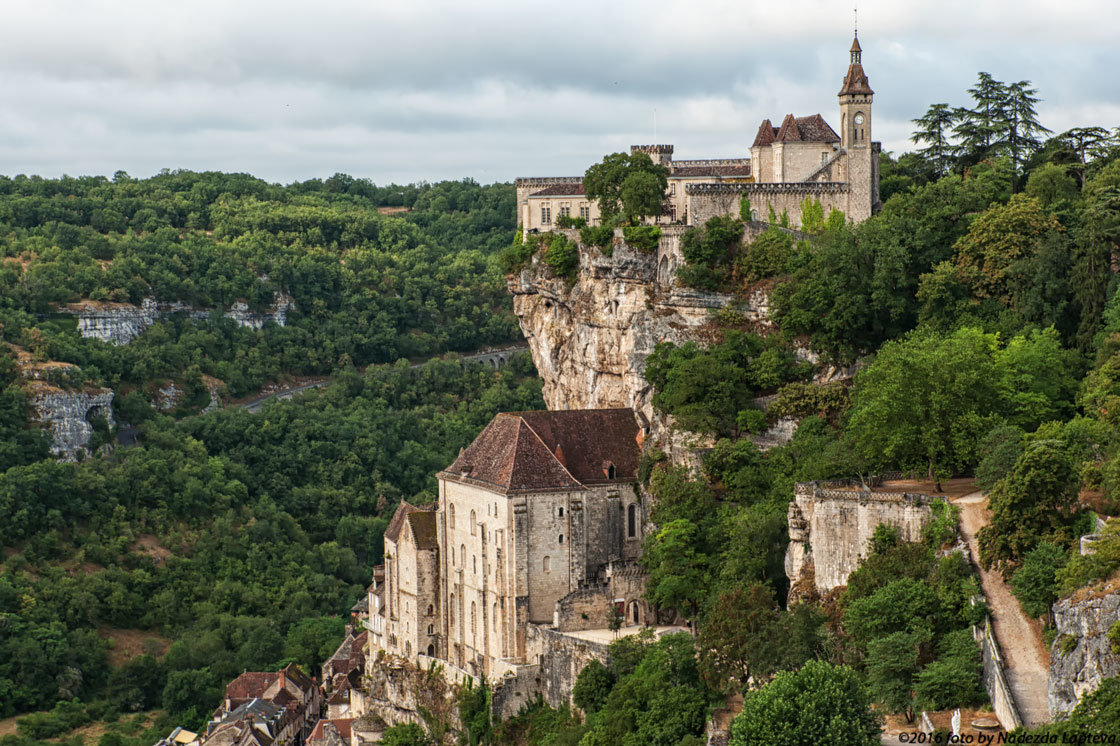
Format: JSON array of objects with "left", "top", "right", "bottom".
[
  {"left": 910, "top": 103, "right": 957, "bottom": 177},
  {"left": 954, "top": 73, "right": 1008, "bottom": 166},
  {"left": 1003, "top": 81, "right": 1051, "bottom": 179}
]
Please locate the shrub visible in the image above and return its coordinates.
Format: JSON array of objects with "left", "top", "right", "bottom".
[
  {"left": 768, "top": 381, "right": 850, "bottom": 423},
  {"left": 736, "top": 408, "right": 767, "bottom": 434},
  {"left": 913, "top": 629, "right": 986, "bottom": 711},
  {"left": 922, "top": 499, "right": 960, "bottom": 549},
  {"left": 543, "top": 234, "right": 579, "bottom": 280},
  {"left": 737, "top": 227, "right": 795, "bottom": 282},
  {"left": 621, "top": 224, "right": 661, "bottom": 253},
  {"left": 1010, "top": 542, "right": 1068, "bottom": 620},
  {"left": 572, "top": 659, "right": 615, "bottom": 714},
  {"left": 556, "top": 214, "right": 587, "bottom": 229},
  {"left": 579, "top": 224, "right": 615, "bottom": 255},
  {"left": 498, "top": 231, "right": 542, "bottom": 274}
]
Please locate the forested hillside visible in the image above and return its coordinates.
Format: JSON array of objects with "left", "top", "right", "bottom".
[{"left": 0, "top": 173, "right": 541, "bottom": 742}]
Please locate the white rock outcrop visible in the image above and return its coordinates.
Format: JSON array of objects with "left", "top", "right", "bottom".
[
  {"left": 67, "top": 292, "right": 296, "bottom": 345},
  {"left": 31, "top": 387, "right": 115, "bottom": 461},
  {"left": 1048, "top": 582, "right": 1120, "bottom": 717}
]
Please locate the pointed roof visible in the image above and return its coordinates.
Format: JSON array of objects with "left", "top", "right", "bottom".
[
  {"left": 840, "top": 35, "right": 874, "bottom": 96},
  {"left": 439, "top": 409, "right": 640, "bottom": 494},
  {"left": 761, "top": 114, "right": 840, "bottom": 144},
  {"left": 775, "top": 114, "right": 802, "bottom": 142},
  {"left": 406, "top": 510, "right": 438, "bottom": 550},
  {"left": 752, "top": 119, "right": 776, "bottom": 147}
]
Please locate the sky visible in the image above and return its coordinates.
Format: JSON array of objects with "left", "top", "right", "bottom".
[{"left": 0, "top": 0, "right": 1117, "bottom": 185}]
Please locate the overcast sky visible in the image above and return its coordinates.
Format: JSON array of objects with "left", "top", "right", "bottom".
[{"left": 0, "top": 0, "right": 1117, "bottom": 185}]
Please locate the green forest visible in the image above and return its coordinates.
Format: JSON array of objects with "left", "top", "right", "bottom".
[{"left": 3, "top": 69, "right": 1120, "bottom": 746}]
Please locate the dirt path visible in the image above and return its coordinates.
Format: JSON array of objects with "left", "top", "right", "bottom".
[{"left": 953, "top": 491, "right": 1051, "bottom": 727}]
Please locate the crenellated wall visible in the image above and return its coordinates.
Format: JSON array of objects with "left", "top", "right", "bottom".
[
  {"left": 687, "top": 182, "right": 852, "bottom": 228},
  {"left": 784, "top": 482, "right": 935, "bottom": 592}
]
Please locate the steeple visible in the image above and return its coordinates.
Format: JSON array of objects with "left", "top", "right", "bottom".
[
  {"left": 850, "top": 35, "right": 861, "bottom": 65},
  {"left": 839, "top": 33, "right": 873, "bottom": 97}
]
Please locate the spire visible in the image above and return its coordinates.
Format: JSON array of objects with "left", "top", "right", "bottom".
[{"left": 839, "top": 30, "right": 873, "bottom": 97}]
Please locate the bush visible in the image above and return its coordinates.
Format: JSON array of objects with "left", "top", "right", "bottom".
[
  {"left": 736, "top": 408, "right": 767, "bottom": 434},
  {"left": 1010, "top": 542, "right": 1068, "bottom": 620},
  {"left": 922, "top": 499, "right": 960, "bottom": 549},
  {"left": 621, "top": 225, "right": 661, "bottom": 253},
  {"left": 556, "top": 215, "right": 587, "bottom": 229},
  {"left": 737, "top": 228, "right": 795, "bottom": 282},
  {"left": 913, "top": 629, "right": 985, "bottom": 711},
  {"left": 580, "top": 224, "right": 615, "bottom": 251},
  {"left": 498, "top": 231, "right": 542, "bottom": 274},
  {"left": 543, "top": 234, "right": 579, "bottom": 280},
  {"left": 768, "top": 381, "right": 850, "bottom": 424},
  {"left": 572, "top": 659, "right": 615, "bottom": 714}
]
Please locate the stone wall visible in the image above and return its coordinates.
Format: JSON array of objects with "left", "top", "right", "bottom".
[
  {"left": 521, "top": 625, "right": 610, "bottom": 714},
  {"left": 1048, "top": 582, "right": 1120, "bottom": 717},
  {"left": 974, "top": 615, "right": 1023, "bottom": 731},
  {"left": 687, "top": 182, "right": 850, "bottom": 229},
  {"left": 31, "top": 387, "right": 115, "bottom": 461},
  {"left": 784, "top": 482, "right": 934, "bottom": 592}
]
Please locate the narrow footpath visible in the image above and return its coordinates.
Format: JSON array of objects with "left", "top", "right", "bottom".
[{"left": 953, "top": 491, "right": 1051, "bottom": 727}]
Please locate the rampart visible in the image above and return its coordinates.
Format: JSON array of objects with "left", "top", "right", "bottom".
[
  {"left": 785, "top": 480, "right": 935, "bottom": 592},
  {"left": 687, "top": 182, "right": 850, "bottom": 229},
  {"left": 974, "top": 614, "right": 1024, "bottom": 730}
]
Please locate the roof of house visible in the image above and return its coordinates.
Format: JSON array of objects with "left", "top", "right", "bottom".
[
  {"left": 529, "top": 183, "right": 586, "bottom": 198},
  {"left": 753, "top": 114, "right": 840, "bottom": 146},
  {"left": 309, "top": 719, "right": 354, "bottom": 745},
  {"left": 385, "top": 502, "right": 439, "bottom": 549},
  {"left": 839, "top": 61, "right": 874, "bottom": 96},
  {"left": 439, "top": 409, "right": 640, "bottom": 494},
  {"left": 226, "top": 673, "right": 279, "bottom": 704}
]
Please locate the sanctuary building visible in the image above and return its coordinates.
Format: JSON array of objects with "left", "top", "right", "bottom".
[
  {"left": 365, "top": 409, "right": 651, "bottom": 681},
  {"left": 516, "top": 34, "right": 880, "bottom": 233}
]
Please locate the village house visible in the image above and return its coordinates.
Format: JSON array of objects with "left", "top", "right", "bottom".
[{"left": 205, "top": 663, "right": 321, "bottom": 746}]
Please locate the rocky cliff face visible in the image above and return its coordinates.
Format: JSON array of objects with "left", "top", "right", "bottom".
[
  {"left": 508, "top": 228, "right": 761, "bottom": 447},
  {"left": 30, "top": 386, "right": 115, "bottom": 461},
  {"left": 68, "top": 292, "right": 295, "bottom": 345},
  {"left": 1048, "top": 581, "right": 1120, "bottom": 717}
]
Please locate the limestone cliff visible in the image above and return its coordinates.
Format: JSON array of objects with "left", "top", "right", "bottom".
[
  {"left": 67, "top": 292, "right": 295, "bottom": 345},
  {"left": 30, "top": 384, "right": 115, "bottom": 461},
  {"left": 508, "top": 227, "right": 760, "bottom": 449},
  {"left": 1048, "top": 580, "right": 1120, "bottom": 717}
]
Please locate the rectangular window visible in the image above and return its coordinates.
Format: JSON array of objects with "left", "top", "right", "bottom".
[
  {"left": 541, "top": 206, "right": 551, "bottom": 224},
  {"left": 559, "top": 205, "right": 570, "bottom": 218},
  {"left": 579, "top": 205, "right": 590, "bottom": 220},
  {"left": 669, "top": 183, "right": 676, "bottom": 196},
  {"left": 822, "top": 152, "right": 829, "bottom": 165}
]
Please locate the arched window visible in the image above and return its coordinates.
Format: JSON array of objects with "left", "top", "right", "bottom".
[
  {"left": 607, "top": 463, "right": 616, "bottom": 479},
  {"left": 427, "top": 624, "right": 434, "bottom": 635},
  {"left": 471, "top": 601, "right": 477, "bottom": 638},
  {"left": 473, "top": 555, "right": 477, "bottom": 574},
  {"left": 493, "top": 603, "right": 498, "bottom": 631},
  {"left": 558, "top": 534, "right": 564, "bottom": 544},
  {"left": 427, "top": 644, "right": 434, "bottom": 657},
  {"left": 450, "top": 594, "right": 455, "bottom": 626},
  {"left": 449, "top": 503, "right": 455, "bottom": 529},
  {"left": 470, "top": 510, "right": 476, "bottom": 536},
  {"left": 460, "top": 544, "right": 466, "bottom": 567},
  {"left": 427, "top": 604, "right": 433, "bottom": 616},
  {"left": 558, "top": 506, "right": 564, "bottom": 517},
  {"left": 627, "top": 504, "right": 637, "bottom": 538},
  {"left": 543, "top": 556, "right": 551, "bottom": 573}
]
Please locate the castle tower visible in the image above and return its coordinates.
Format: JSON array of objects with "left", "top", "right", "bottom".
[{"left": 838, "top": 33, "right": 875, "bottom": 221}]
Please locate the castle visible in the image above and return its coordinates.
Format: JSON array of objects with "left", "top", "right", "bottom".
[
  {"left": 365, "top": 409, "right": 655, "bottom": 707},
  {"left": 516, "top": 34, "right": 880, "bottom": 233}
]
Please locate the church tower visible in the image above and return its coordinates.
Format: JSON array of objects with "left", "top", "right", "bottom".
[{"left": 838, "top": 33, "right": 876, "bottom": 221}]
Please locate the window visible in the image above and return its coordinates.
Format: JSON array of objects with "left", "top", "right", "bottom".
[
  {"left": 543, "top": 556, "right": 551, "bottom": 573},
  {"left": 558, "top": 534, "right": 564, "bottom": 545},
  {"left": 473, "top": 555, "right": 477, "bottom": 574},
  {"left": 607, "top": 463, "right": 616, "bottom": 479},
  {"left": 427, "top": 624, "right": 434, "bottom": 635},
  {"left": 450, "top": 594, "right": 455, "bottom": 626},
  {"left": 427, "top": 604, "right": 433, "bottom": 616},
  {"left": 669, "top": 183, "right": 676, "bottom": 196},
  {"left": 460, "top": 544, "right": 466, "bottom": 567},
  {"left": 470, "top": 510, "right": 476, "bottom": 536},
  {"left": 558, "top": 506, "right": 564, "bottom": 517},
  {"left": 628, "top": 504, "right": 637, "bottom": 538},
  {"left": 427, "top": 644, "right": 434, "bottom": 657},
  {"left": 541, "top": 206, "right": 551, "bottom": 225},
  {"left": 449, "top": 503, "right": 455, "bottom": 529},
  {"left": 471, "top": 601, "right": 477, "bottom": 638},
  {"left": 821, "top": 152, "right": 829, "bottom": 165},
  {"left": 559, "top": 204, "right": 570, "bottom": 218},
  {"left": 579, "top": 205, "right": 590, "bottom": 220},
  {"left": 494, "top": 603, "right": 499, "bottom": 631}
]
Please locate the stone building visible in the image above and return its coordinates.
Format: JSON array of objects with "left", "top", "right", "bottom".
[
  {"left": 517, "top": 33, "right": 879, "bottom": 233},
  {"left": 365, "top": 408, "right": 650, "bottom": 685},
  {"left": 208, "top": 663, "right": 321, "bottom": 746}
]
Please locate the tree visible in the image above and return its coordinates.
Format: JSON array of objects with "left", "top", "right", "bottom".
[
  {"left": 583, "top": 152, "right": 669, "bottom": 223},
  {"left": 1011, "top": 542, "right": 1068, "bottom": 622},
  {"left": 729, "top": 660, "right": 881, "bottom": 746},
  {"left": 106, "top": 654, "right": 166, "bottom": 712},
  {"left": 380, "top": 723, "right": 432, "bottom": 746},
  {"left": 572, "top": 659, "right": 615, "bottom": 714},
  {"left": 954, "top": 73, "right": 1008, "bottom": 166},
  {"left": 846, "top": 327, "right": 1003, "bottom": 485},
  {"left": 865, "top": 628, "right": 929, "bottom": 715},
  {"left": 696, "top": 583, "right": 777, "bottom": 692},
  {"left": 642, "top": 519, "right": 710, "bottom": 622},
  {"left": 911, "top": 104, "right": 957, "bottom": 177},
  {"left": 1003, "top": 81, "right": 1052, "bottom": 179},
  {"left": 978, "top": 441, "right": 1080, "bottom": 572}
]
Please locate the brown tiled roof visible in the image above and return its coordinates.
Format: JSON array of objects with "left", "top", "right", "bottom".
[
  {"left": 279, "top": 662, "right": 314, "bottom": 693},
  {"left": 309, "top": 719, "right": 353, "bottom": 745},
  {"left": 752, "top": 119, "right": 776, "bottom": 147},
  {"left": 768, "top": 114, "right": 840, "bottom": 144},
  {"left": 839, "top": 62, "right": 873, "bottom": 96},
  {"left": 440, "top": 409, "right": 640, "bottom": 493},
  {"left": 851, "top": 36, "right": 862, "bottom": 53},
  {"left": 671, "top": 165, "right": 751, "bottom": 178},
  {"left": 529, "top": 183, "right": 585, "bottom": 197},
  {"left": 406, "top": 510, "right": 438, "bottom": 550},
  {"left": 384, "top": 501, "right": 416, "bottom": 544},
  {"left": 226, "top": 673, "right": 278, "bottom": 705}
]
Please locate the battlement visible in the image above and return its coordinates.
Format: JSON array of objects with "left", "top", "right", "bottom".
[
  {"left": 515, "top": 176, "right": 583, "bottom": 187},
  {"left": 672, "top": 158, "right": 750, "bottom": 168},
  {"left": 686, "top": 181, "right": 849, "bottom": 195},
  {"left": 630, "top": 144, "right": 674, "bottom": 154}
]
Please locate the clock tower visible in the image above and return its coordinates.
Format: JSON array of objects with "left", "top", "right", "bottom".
[{"left": 838, "top": 33, "right": 876, "bottom": 218}]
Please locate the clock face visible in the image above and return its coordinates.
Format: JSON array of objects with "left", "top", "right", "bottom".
[{"left": 854, "top": 113, "right": 865, "bottom": 125}]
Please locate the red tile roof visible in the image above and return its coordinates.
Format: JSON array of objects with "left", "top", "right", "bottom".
[
  {"left": 839, "top": 62, "right": 874, "bottom": 96},
  {"left": 226, "top": 672, "right": 278, "bottom": 705},
  {"left": 752, "top": 119, "right": 777, "bottom": 147},
  {"left": 309, "top": 719, "right": 353, "bottom": 745},
  {"left": 529, "top": 183, "right": 586, "bottom": 197},
  {"left": 440, "top": 409, "right": 640, "bottom": 494}
]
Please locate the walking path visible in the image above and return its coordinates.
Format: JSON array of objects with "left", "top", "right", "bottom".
[{"left": 953, "top": 491, "right": 1051, "bottom": 727}]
